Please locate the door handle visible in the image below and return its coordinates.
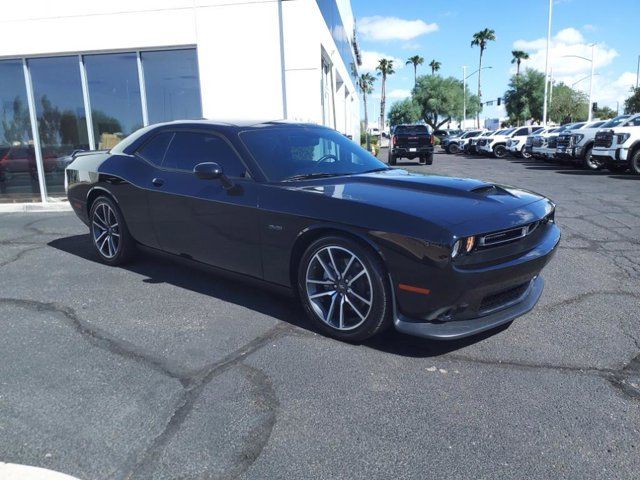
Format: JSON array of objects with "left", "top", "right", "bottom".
[{"left": 152, "top": 177, "right": 165, "bottom": 187}]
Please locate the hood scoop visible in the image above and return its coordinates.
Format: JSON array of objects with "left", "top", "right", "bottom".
[{"left": 470, "top": 184, "right": 515, "bottom": 197}]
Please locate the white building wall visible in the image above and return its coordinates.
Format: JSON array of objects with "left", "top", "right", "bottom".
[{"left": 0, "top": 0, "right": 359, "bottom": 137}]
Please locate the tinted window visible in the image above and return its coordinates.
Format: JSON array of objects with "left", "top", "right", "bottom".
[
  {"left": 240, "top": 127, "right": 386, "bottom": 182},
  {"left": 601, "top": 115, "right": 631, "bottom": 128},
  {"left": 513, "top": 127, "right": 531, "bottom": 136},
  {"left": 136, "top": 132, "right": 173, "bottom": 165},
  {"left": 627, "top": 116, "right": 640, "bottom": 127},
  {"left": 162, "top": 132, "right": 244, "bottom": 176},
  {"left": 568, "top": 123, "right": 586, "bottom": 130},
  {"left": 141, "top": 49, "right": 202, "bottom": 124},
  {"left": 394, "top": 125, "right": 429, "bottom": 134},
  {"left": 84, "top": 52, "right": 143, "bottom": 148}
]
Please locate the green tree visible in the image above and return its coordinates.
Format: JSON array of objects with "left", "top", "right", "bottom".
[
  {"left": 405, "top": 55, "right": 424, "bottom": 87},
  {"left": 376, "top": 59, "right": 395, "bottom": 145},
  {"left": 471, "top": 28, "right": 496, "bottom": 125},
  {"left": 503, "top": 68, "right": 545, "bottom": 125},
  {"left": 624, "top": 87, "right": 640, "bottom": 114},
  {"left": 1, "top": 96, "right": 31, "bottom": 145},
  {"left": 387, "top": 98, "right": 421, "bottom": 127},
  {"left": 429, "top": 59, "right": 441, "bottom": 75},
  {"left": 358, "top": 72, "right": 376, "bottom": 150},
  {"left": 511, "top": 50, "right": 530, "bottom": 76},
  {"left": 412, "top": 74, "right": 480, "bottom": 129},
  {"left": 548, "top": 83, "right": 589, "bottom": 123},
  {"left": 593, "top": 105, "right": 617, "bottom": 120}
]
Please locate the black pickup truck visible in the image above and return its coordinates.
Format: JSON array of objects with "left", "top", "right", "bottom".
[{"left": 388, "top": 124, "right": 435, "bottom": 166}]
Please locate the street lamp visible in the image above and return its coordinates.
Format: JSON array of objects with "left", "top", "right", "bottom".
[
  {"left": 542, "top": 0, "right": 553, "bottom": 125},
  {"left": 462, "top": 66, "right": 492, "bottom": 129},
  {"left": 561, "top": 44, "right": 596, "bottom": 122}
]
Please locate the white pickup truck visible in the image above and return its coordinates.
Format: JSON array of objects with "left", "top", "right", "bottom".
[
  {"left": 506, "top": 126, "right": 544, "bottom": 158},
  {"left": 591, "top": 113, "right": 640, "bottom": 174},
  {"left": 555, "top": 120, "right": 606, "bottom": 169},
  {"left": 477, "top": 126, "right": 541, "bottom": 158}
]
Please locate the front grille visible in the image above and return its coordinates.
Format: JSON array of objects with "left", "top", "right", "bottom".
[
  {"left": 477, "top": 213, "right": 552, "bottom": 249},
  {"left": 557, "top": 134, "right": 573, "bottom": 148},
  {"left": 479, "top": 281, "right": 530, "bottom": 314},
  {"left": 595, "top": 131, "right": 613, "bottom": 148},
  {"left": 532, "top": 137, "right": 545, "bottom": 147},
  {"left": 547, "top": 136, "right": 559, "bottom": 148}
]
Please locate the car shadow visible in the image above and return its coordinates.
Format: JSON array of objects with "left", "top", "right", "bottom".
[{"left": 48, "top": 234, "right": 497, "bottom": 357}]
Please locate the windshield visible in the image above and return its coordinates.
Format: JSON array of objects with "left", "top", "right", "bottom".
[
  {"left": 601, "top": 115, "right": 632, "bottom": 128},
  {"left": 568, "top": 123, "right": 586, "bottom": 130},
  {"left": 462, "top": 130, "right": 481, "bottom": 138},
  {"left": 586, "top": 121, "right": 605, "bottom": 128},
  {"left": 394, "top": 125, "right": 429, "bottom": 135},
  {"left": 240, "top": 127, "right": 388, "bottom": 182}
]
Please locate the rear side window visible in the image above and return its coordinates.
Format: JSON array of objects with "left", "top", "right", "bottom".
[
  {"left": 627, "top": 116, "right": 640, "bottom": 127},
  {"left": 136, "top": 132, "right": 174, "bottom": 165},
  {"left": 162, "top": 131, "right": 245, "bottom": 177},
  {"left": 514, "top": 127, "right": 530, "bottom": 136}
]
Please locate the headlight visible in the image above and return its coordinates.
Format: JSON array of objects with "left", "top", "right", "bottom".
[
  {"left": 617, "top": 133, "right": 630, "bottom": 144},
  {"left": 573, "top": 134, "right": 584, "bottom": 144},
  {"left": 451, "top": 236, "right": 476, "bottom": 258}
]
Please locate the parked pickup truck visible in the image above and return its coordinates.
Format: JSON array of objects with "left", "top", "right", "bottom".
[
  {"left": 592, "top": 113, "right": 640, "bottom": 174},
  {"left": 388, "top": 124, "right": 435, "bottom": 165},
  {"left": 555, "top": 120, "right": 605, "bottom": 169}
]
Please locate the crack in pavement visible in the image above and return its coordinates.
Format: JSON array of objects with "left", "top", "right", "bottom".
[
  {"left": 0, "top": 245, "right": 45, "bottom": 268},
  {"left": 1, "top": 297, "right": 293, "bottom": 480}
]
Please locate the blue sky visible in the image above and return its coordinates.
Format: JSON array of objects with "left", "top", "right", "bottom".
[{"left": 351, "top": 0, "right": 640, "bottom": 122}]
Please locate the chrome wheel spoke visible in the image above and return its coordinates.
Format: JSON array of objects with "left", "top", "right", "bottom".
[
  {"left": 326, "top": 293, "right": 337, "bottom": 325},
  {"left": 309, "top": 290, "right": 337, "bottom": 299},
  {"left": 93, "top": 203, "right": 119, "bottom": 259},
  {"left": 344, "top": 295, "right": 366, "bottom": 321},
  {"left": 307, "top": 279, "right": 333, "bottom": 285},
  {"left": 348, "top": 288, "right": 371, "bottom": 306},
  {"left": 339, "top": 296, "right": 345, "bottom": 329},
  {"left": 315, "top": 255, "right": 335, "bottom": 281},
  {"left": 342, "top": 254, "right": 355, "bottom": 278},
  {"left": 347, "top": 267, "right": 366, "bottom": 286},
  {"left": 327, "top": 248, "right": 339, "bottom": 278}
]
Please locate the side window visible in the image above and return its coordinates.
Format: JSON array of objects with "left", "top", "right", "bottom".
[
  {"left": 136, "top": 132, "right": 174, "bottom": 165},
  {"left": 628, "top": 117, "right": 640, "bottom": 127},
  {"left": 162, "top": 132, "right": 245, "bottom": 176},
  {"left": 514, "top": 128, "right": 530, "bottom": 136}
]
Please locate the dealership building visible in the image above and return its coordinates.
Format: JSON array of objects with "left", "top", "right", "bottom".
[{"left": 0, "top": 0, "right": 361, "bottom": 204}]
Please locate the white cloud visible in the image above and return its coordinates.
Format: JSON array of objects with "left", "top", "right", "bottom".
[
  {"left": 512, "top": 28, "right": 627, "bottom": 108},
  {"left": 388, "top": 89, "right": 412, "bottom": 99},
  {"left": 358, "top": 16, "right": 438, "bottom": 41},
  {"left": 360, "top": 50, "right": 404, "bottom": 73}
]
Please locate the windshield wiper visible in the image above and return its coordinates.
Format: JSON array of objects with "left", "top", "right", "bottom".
[
  {"left": 360, "top": 167, "right": 390, "bottom": 174},
  {"left": 282, "top": 172, "right": 349, "bottom": 182}
]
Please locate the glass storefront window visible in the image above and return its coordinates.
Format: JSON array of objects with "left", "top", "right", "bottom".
[
  {"left": 29, "top": 56, "right": 89, "bottom": 199},
  {"left": 0, "top": 60, "right": 39, "bottom": 202},
  {"left": 141, "top": 49, "right": 202, "bottom": 124},
  {"left": 84, "top": 53, "right": 144, "bottom": 150}
]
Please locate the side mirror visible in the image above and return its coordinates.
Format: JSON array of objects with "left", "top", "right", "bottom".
[{"left": 193, "top": 162, "right": 234, "bottom": 189}]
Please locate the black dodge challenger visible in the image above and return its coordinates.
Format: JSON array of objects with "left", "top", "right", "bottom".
[{"left": 66, "top": 120, "right": 560, "bottom": 342}]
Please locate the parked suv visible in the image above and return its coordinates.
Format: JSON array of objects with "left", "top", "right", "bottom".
[
  {"left": 555, "top": 121, "right": 605, "bottom": 169},
  {"left": 592, "top": 113, "right": 640, "bottom": 174},
  {"left": 388, "top": 124, "right": 435, "bottom": 165},
  {"left": 506, "top": 126, "right": 544, "bottom": 158},
  {"left": 478, "top": 126, "right": 541, "bottom": 158}
]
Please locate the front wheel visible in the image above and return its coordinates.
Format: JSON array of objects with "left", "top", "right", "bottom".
[
  {"left": 521, "top": 147, "right": 532, "bottom": 159},
  {"left": 90, "top": 196, "right": 136, "bottom": 265},
  {"left": 448, "top": 144, "right": 460, "bottom": 154},
  {"left": 388, "top": 151, "right": 397, "bottom": 166},
  {"left": 493, "top": 145, "right": 507, "bottom": 158},
  {"left": 583, "top": 147, "right": 602, "bottom": 171},
  {"left": 297, "top": 236, "right": 392, "bottom": 342},
  {"left": 629, "top": 150, "right": 640, "bottom": 175}
]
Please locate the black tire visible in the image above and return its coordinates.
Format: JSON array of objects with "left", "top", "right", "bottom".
[
  {"left": 423, "top": 153, "right": 433, "bottom": 165},
  {"left": 629, "top": 150, "right": 640, "bottom": 175},
  {"left": 89, "top": 195, "right": 136, "bottom": 265},
  {"left": 448, "top": 143, "right": 460, "bottom": 154},
  {"left": 297, "top": 235, "right": 392, "bottom": 342},
  {"left": 607, "top": 164, "right": 628, "bottom": 173},
  {"left": 582, "top": 147, "right": 602, "bottom": 171},
  {"left": 493, "top": 144, "right": 507, "bottom": 158},
  {"left": 388, "top": 150, "right": 397, "bottom": 165}
]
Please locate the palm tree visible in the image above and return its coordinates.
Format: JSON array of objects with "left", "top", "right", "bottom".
[
  {"left": 358, "top": 72, "right": 376, "bottom": 151},
  {"left": 471, "top": 28, "right": 496, "bottom": 127},
  {"left": 429, "top": 59, "right": 441, "bottom": 75},
  {"left": 405, "top": 55, "right": 424, "bottom": 87},
  {"left": 511, "top": 50, "right": 529, "bottom": 76},
  {"left": 376, "top": 59, "right": 395, "bottom": 148}
]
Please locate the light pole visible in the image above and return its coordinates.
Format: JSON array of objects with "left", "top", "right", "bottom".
[
  {"left": 636, "top": 55, "right": 639, "bottom": 89},
  {"left": 562, "top": 45, "right": 596, "bottom": 122},
  {"left": 542, "top": 0, "right": 553, "bottom": 125},
  {"left": 463, "top": 66, "right": 491, "bottom": 129}
]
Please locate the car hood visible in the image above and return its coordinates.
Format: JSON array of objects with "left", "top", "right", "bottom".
[{"left": 285, "top": 169, "right": 548, "bottom": 228}]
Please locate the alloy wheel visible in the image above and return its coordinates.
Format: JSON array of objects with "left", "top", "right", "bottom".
[
  {"left": 305, "top": 246, "right": 373, "bottom": 331},
  {"left": 92, "top": 203, "right": 120, "bottom": 259}
]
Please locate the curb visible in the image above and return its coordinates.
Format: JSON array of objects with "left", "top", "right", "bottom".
[{"left": 0, "top": 202, "right": 72, "bottom": 213}]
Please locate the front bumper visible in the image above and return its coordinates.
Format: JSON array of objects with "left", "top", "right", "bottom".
[
  {"left": 395, "top": 276, "right": 544, "bottom": 340},
  {"left": 391, "top": 221, "right": 560, "bottom": 340},
  {"left": 592, "top": 147, "right": 628, "bottom": 165}
]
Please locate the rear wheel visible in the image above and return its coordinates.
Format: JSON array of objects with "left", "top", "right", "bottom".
[
  {"left": 493, "top": 144, "right": 507, "bottom": 158},
  {"left": 423, "top": 153, "right": 433, "bottom": 165},
  {"left": 629, "top": 150, "right": 640, "bottom": 175},
  {"left": 89, "top": 196, "right": 136, "bottom": 265},
  {"left": 448, "top": 143, "right": 460, "bottom": 154},
  {"left": 297, "top": 236, "right": 392, "bottom": 342}
]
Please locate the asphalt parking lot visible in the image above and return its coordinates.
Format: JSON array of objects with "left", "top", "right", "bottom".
[{"left": 1, "top": 150, "right": 639, "bottom": 479}]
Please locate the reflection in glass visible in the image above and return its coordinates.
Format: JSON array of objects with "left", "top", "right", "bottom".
[
  {"left": 84, "top": 53, "right": 143, "bottom": 150},
  {"left": 29, "top": 56, "right": 89, "bottom": 198},
  {"left": 0, "top": 60, "right": 39, "bottom": 202},
  {"left": 142, "top": 49, "right": 202, "bottom": 124}
]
